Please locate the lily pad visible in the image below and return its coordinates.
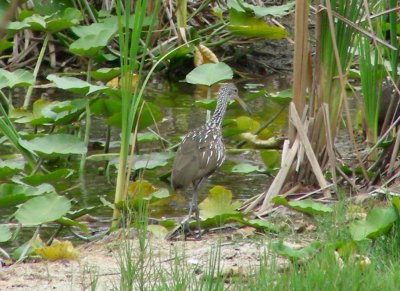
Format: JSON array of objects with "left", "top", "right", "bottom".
[
  {"left": 260, "top": 149, "right": 281, "bottom": 171},
  {"left": 148, "top": 225, "right": 169, "bottom": 238},
  {"left": 91, "top": 67, "right": 121, "bottom": 81},
  {"left": 0, "top": 183, "right": 55, "bottom": 207},
  {"left": 185, "top": 62, "right": 233, "bottom": 86},
  {"left": 29, "top": 98, "right": 86, "bottom": 125},
  {"left": 19, "top": 134, "right": 87, "bottom": 157},
  {"left": 15, "top": 193, "right": 71, "bottom": 226},
  {"left": 227, "top": 0, "right": 295, "bottom": 18},
  {"left": 69, "top": 17, "right": 117, "bottom": 57},
  {"left": 57, "top": 217, "right": 88, "bottom": 234},
  {"left": 0, "top": 159, "right": 25, "bottom": 179},
  {"left": 21, "top": 168, "right": 74, "bottom": 187},
  {"left": 137, "top": 132, "right": 159, "bottom": 143},
  {"left": 268, "top": 89, "right": 293, "bottom": 104},
  {"left": 132, "top": 152, "right": 174, "bottom": 170},
  {"left": 272, "top": 196, "right": 333, "bottom": 216},
  {"left": 270, "top": 241, "right": 321, "bottom": 261},
  {"left": 231, "top": 163, "right": 264, "bottom": 173},
  {"left": 349, "top": 207, "right": 398, "bottom": 241},
  {"left": 0, "top": 69, "right": 34, "bottom": 89},
  {"left": 199, "top": 186, "right": 241, "bottom": 219},
  {"left": 195, "top": 99, "right": 217, "bottom": 110},
  {"left": 235, "top": 116, "right": 260, "bottom": 131},
  {"left": 228, "top": 9, "right": 287, "bottom": 39},
  {"left": 47, "top": 74, "right": 109, "bottom": 95},
  {"left": 246, "top": 219, "right": 279, "bottom": 233},
  {"left": 0, "top": 224, "right": 12, "bottom": 242},
  {"left": 124, "top": 180, "right": 171, "bottom": 210}
]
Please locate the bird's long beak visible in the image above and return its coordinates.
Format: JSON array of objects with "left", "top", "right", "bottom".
[{"left": 233, "top": 95, "right": 251, "bottom": 115}]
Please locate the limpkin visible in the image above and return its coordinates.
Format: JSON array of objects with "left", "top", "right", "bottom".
[{"left": 171, "top": 83, "right": 249, "bottom": 239}]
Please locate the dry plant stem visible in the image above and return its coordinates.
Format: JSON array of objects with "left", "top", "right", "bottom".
[
  {"left": 252, "top": 138, "right": 300, "bottom": 213},
  {"left": 290, "top": 0, "right": 309, "bottom": 141},
  {"left": 388, "top": 128, "right": 400, "bottom": 175},
  {"left": 289, "top": 103, "right": 330, "bottom": 198},
  {"left": 324, "top": 1, "right": 369, "bottom": 181},
  {"left": 163, "top": 0, "right": 178, "bottom": 38}
]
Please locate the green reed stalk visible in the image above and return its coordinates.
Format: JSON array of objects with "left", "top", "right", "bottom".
[
  {"left": 112, "top": 0, "right": 161, "bottom": 227},
  {"left": 0, "top": 96, "right": 37, "bottom": 168},
  {"left": 23, "top": 33, "right": 49, "bottom": 109},
  {"left": 388, "top": 0, "right": 398, "bottom": 80},
  {"left": 359, "top": 39, "right": 383, "bottom": 150},
  {"left": 317, "top": 0, "right": 363, "bottom": 133}
]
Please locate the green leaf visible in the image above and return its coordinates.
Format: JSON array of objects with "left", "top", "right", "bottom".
[
  {"left": 246, "top": 219, "right": 279, "bottom": 233},
  {"left": 70, "top": 31, "right": 114, "bottom": 57},
  {"left": 47, "top": 74, "right": 109, "bottom": 95},
  {"left": 45, "top": 8, "right": 82, "bottom": 32},
  {"left": 392, "top": 197, "right": 400, "bottom": 213},
  {"left": 227, "top": 0, "right": 295, "bottom": 18},
  {"left": 137, "top": 132, "right": 159, "bottom": 143},
  {"left": 235, "top": 116, "right": 260, "bottom": 131},
  {"left": 228, "top": 9, "right": 287, "bottom": 39},
  {"left": 148, "top": 225, "right": 169, "bottom": 238},
  {"left": 349, "top": 207, "right": 398, "bottom": 241},
  {"left": 0, "top": 224, "right": 12, "bottom": 242},
  {"left": 194, "top": 99, "right": 217, "bottom": 110},
  {"left": 57, "top": 217, "right": 88, "bottom": 234},
  {"left": 131, "top": 152, "right": 173, "bottom": 170},
  {"left": 268, "top": 89, "right": 292, "bottom": 104},
  {"left": 185, "top": 62, "right": 233, "bottom": 86},
  {"left": 0, "top": 39, "right": 13, "bottom": 53},
  {"left": 19, "top": 134, "right": 87, "bottom": 157},
  {"left": 199, "top": 186, "right": 241, "bottom": 219},
  {"left": 0, "top": 69, "right": 34, "bottom": 89},
  {"left": 29, "top": 99, "right": 86, "bottom": 125},
  {"left": 15, "top": 193, "right": 71, "bottom": 226},
  {"left": 270, "top": 241, "right": 321, "bottom": 260},
  {"left": 0, "top": 159, "right": 25, "bottom": 179},
  {"left": 231, "top": 163, "right": 264, "bottom": 173},
  {"left": 272, "top": 197, "right": 333, "bottom": 216},
  {"left": 260, "top": 149, "right": 281, "bottom": 170},
  {"left": 91, "top": 67, "right": 120, "bottom": 81},
  {"left": 69, "top": 17, "right": 117, "bottom": 57},
  {"left": 21, "top": 168, "right": 74, "bottom": 187},
  {"left": 70, "top": 17, "right": 117, "bottom": 38},
  {"left": 0, "top": 183, "right": 55, "bottom": 207}
]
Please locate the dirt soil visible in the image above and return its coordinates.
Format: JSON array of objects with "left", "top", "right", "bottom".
[{"left": 0, "top": 227, "right": 297, "bottom": 291}]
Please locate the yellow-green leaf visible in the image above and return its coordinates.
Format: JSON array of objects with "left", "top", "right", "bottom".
[
  {"left": 199, "top": 186, "right": 241, "bottom": 219},
  {"left": 31, "top": 238, "right": 79, "bottom": 261}
]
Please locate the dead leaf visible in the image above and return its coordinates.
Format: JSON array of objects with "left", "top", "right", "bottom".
[{"left": 31, "top": 237, "right": 79, "bottom": 261}]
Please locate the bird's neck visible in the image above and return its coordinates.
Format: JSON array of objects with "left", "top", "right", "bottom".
[{"left": 209, "top": 98, "right": 228, "bottom": 127}]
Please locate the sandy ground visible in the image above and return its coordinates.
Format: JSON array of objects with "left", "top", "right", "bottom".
[{"left": 0, "top": 227, "right": 293, "bottom": 291}]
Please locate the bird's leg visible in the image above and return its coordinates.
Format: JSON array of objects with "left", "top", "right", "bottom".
[
  {"left": 191, "top": 180, "right": 205, "bottom": 240},
  {"left": 185, "top": 188, "right": 199, "bottom": 239}
]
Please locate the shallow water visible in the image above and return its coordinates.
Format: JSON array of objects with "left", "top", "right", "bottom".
[
  {"left": 82, "top": 76, "right": 290, "bottom": 218},
  {"left": 1, "top": 75, "right": 290, "bottom": 248}
]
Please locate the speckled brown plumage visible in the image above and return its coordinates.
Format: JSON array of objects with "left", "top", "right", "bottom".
[{"left": 171, "top": 83, "right": 241, "bottom": 239}]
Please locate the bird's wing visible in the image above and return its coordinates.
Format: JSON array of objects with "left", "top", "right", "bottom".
[{"left": 171, "top": 128, "right": 225, "bottom": 190}]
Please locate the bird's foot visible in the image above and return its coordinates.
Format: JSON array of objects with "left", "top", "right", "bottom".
[
  {"left": 183, "top": 215, "right": 202, "bottom": 240},
  {"left": 165, "top": 216, "right": 203, "bottom": 241}
]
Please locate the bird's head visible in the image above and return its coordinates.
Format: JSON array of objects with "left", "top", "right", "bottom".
[{"left": 219, "top": 83, "right": 251, "bottom": 114}]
